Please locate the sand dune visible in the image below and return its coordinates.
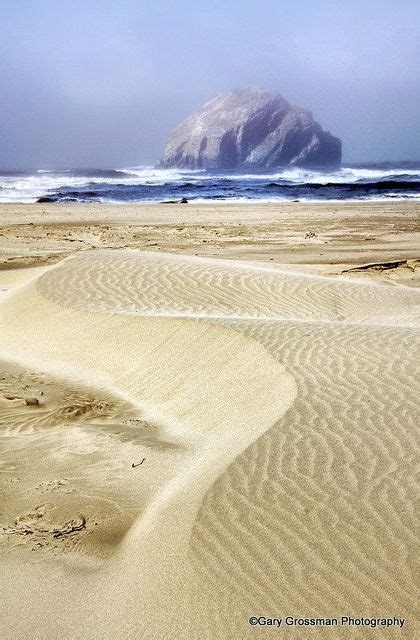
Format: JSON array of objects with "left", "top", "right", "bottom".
[
  {"left": 0, "top": 248, "right": 418, "bottom": 639},
  {"left": 36, "top": 250, "right": 419, "bottom": 326}
]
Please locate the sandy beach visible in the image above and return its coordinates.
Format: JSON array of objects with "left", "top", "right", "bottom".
[{"left": 0, "top": 202, "right": 419, "bottom": 639}]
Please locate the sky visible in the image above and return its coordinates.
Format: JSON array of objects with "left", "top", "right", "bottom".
[{"left": 0, "top": 0, "right": 419, "bottom": 168}]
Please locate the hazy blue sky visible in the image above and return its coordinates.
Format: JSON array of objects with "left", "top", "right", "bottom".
[{"left": 0, "top": 0, "right": 419, "bottom": 168}]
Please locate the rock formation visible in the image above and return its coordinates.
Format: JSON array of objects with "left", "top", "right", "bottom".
[{"left": 159, "top": 87, "right": 341, "bottom": 169}]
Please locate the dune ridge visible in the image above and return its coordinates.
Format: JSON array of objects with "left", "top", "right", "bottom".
[
  {"left": 0, "top": 249, "right": 418, "bottom": 639},
  {"left": 37, "top": 250, "right": 419, "bottom": 327}
]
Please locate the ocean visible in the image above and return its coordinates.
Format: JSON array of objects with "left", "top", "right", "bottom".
[{"left": 0, "top": 162, "right": 419, "bottom": 204}]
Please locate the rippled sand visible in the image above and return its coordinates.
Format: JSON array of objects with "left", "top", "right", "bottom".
[{"left": 0, "top": 212, "right": 418, "bottom": 638}]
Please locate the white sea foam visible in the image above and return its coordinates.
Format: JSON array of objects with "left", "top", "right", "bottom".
[
  {"left": 0, "top": 166, "right": 206, "bottom": 202},
  {"left": 0, "top": 164, "right": 418, "bottom": 203},
  {"left": 120, "top": 166, "right": 205, "bottom": 181},
  {"left": 213, "top": 166, "right": 420, "bottom": 183}
]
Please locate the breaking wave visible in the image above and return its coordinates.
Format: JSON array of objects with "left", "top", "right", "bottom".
[{"left": 0, "top": 163, "right": 419, "bottom": 203}]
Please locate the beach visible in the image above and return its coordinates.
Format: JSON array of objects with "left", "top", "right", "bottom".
[{"left": 0, "top": 201, "right": 419, "bottom": 639}]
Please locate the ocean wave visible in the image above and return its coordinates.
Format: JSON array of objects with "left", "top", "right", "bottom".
[
  {"left": 0, "top": 163, "right": 419, "bottom": 203},
  {"left": 264, "top": 180, "right": 420, "bottom": 191},
  {"left": 187, "top": 166, "right": 420, "bottom": 184}
]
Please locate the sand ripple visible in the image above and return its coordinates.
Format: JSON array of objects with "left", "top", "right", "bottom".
[
  {"left": 0, "top": 249, "right": 418, "bottom": 639},
  {"left": 37, "top": 250, "right": 419, "bottom": 326},
  {"left": 189, "top": 320, "right": 418, "bottom": 638}
]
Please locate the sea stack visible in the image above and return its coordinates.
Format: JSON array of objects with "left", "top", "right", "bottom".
[{"left": 160, "top": 87, "right": 341, "bottom": 169}]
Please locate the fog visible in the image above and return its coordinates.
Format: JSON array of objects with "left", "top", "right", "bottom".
[{"left": 1, "top": 0, "right": 419, "bottom": 168}]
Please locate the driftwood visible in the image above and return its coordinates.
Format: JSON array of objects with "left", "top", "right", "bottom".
[
  {"left": 342, "top": 259, "right": 418, "bottom": 274},
  {"left": 132, "top": 458, "right": 146, "bottom": 468}
]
